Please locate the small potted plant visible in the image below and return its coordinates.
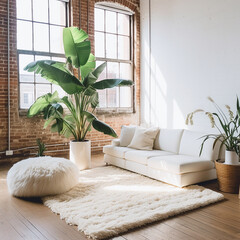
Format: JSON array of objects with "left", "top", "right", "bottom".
[
  {"left": 25, "top": 27, "right": 133, "bottom": 170},
  {"left": 186, "top": 97, "right": 240, "bottom": 193},
  {"left": 36, "top": 138, "right": 46, "bottom": 157}
]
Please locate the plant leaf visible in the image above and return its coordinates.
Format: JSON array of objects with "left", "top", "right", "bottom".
[
  {"left": 93, "top": 79, "right": 133, "bottom": 89},
  {"left": 27, "top": 91, "right": 61, "bottom": 117},
  {"left": 63, "top": 27, "right": 91, "bottom": 68},
  {"left": 80, "top": 53, "right": 96, "bottom": 79},
  {"left": 83, "top": 111, "right": 97, "bottom": 122},
  {"left": 92, "top": 62, "right": 106, "bottom": 79},
  {"left": 25, "top": 61, "right": 84, "bottom": 94},
  {"left": 92, "top": 119, "right": 117, "bottom": 137}
]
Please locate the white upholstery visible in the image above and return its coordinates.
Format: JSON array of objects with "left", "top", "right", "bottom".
[
  {"left": 147, "top": 168, "right": 217, "bottom": 187},
  {"left": 125, "top": 150, "right": 174, "bottom": 165},
  {"left": 148, "top": 155, "right": 214, "bottom": 174},
  {"left": 112, "top": 139, "right": 120, "bottom": 146},
  {"left": 104, "top": 128, "right": 218, "bottom": 187},
  {"left": 154, "top": 129, "right": 183, "bottom": 153},
  {"left": 104, "top": 154, "right": 125, "bottom": 168},
  {"left": 179, "top": 130, "right": 219, "bottom": 160},
  {"left": 128, "top": 127, "right": 159, "bottom": 150},
  {"left": 103, "top": 145, "right": 133, "bottom": 158},
  {"left": 125, "top": 160, "right": 148, "bottom": 176},
  {"left": 7, "top": 157, "right": 79, "bottom": 197},
  {"left": 120, "top": 125, "right": 136, "bottom": 147}
]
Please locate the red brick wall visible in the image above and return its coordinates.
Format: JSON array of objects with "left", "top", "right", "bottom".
[{"left": 0, "top": 0, "right": 140, "bottom": 161}]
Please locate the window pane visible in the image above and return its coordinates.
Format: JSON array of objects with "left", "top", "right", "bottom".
[
  {"left": 107, "top": 62, "right": 119, "bottom": 78},
  {"left": 106, "top": 34, "right": 117, "bottom": 59},
  {"left": 107, "top": 88, "right": 119, "bottom": 107},
  {"left": 106, "top": 11, "right": 116, "bottom": 33},
  {"left": 49, "top": 0, "right": 66, "bottom": 25},
  {"left": 95, "top": 32, "right": 105, "bottom": 57},
  {"left": 33, "top": 0, "right": 48, "bottom": 23},
  {"left": 17, "top": 20, "right": 32, "bottom": 50},
  {"left": 118, "top": 36, "right": 130, "bottom": 60},
  {"left": 52, "top": 57, "right": 66, "bottom": 63},
  {"left": 19, "top": 54, "right": 34, "bottom": 82},
  {"left": 98, "top": 90, "right": 107, "bottom": 108},
  {"left": 20, "top": 84, "right": 34, "bottom": 109},
  {"left": 36, "top": 84, "right": 51, "bottom": 98},
  {"left": 118, "top": 13, "right": 130, "bottom": 36},
  {"left": 17, "top": 0, "right": 31, "bottom": 20},
  {"left": 95, "top": 8, "right": 104, "bottom": 31},
  {"left": 52, "top": 85, "right": 66, "bottom": 98},
  {"left": 120, "top": 87, "right": 131, "bottom": 107},
  {"left": 34, "top": 23, "right": 49, "bottom": 52},
  {"left": 120, "top": 63, "right": 132, "bottom": 79},
  {"left": 50, "top": 26, "right": 64, "bottom": 54}
]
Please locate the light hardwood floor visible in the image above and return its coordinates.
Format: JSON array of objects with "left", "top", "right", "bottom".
[{"left": 0, "top": 154, "right": 239, "bottom": 240}]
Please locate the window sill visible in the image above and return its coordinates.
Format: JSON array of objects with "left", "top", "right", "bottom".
[
  {"left": 19, "top": 109, "right": 29, "bottom": 116},
  {"left": 96, "top": 107, "right": 134, "bottom": 115},
  {"left": 19, "top": 108, "right": 134, "bottom": 117}
]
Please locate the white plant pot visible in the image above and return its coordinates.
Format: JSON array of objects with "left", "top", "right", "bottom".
[
  {"left": 225, "top": 150, "right": 239, "bottom": 165},
  {"left": 70, "top": 140, "right": 91, "bottom": 170}
]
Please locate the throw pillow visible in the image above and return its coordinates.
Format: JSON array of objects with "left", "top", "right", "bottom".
[
  {"left": 120, "top": 125, "right": 136, "bottom": 147},
  {"left": 128, "top": 127, "right": 159, "bottom": 150}
]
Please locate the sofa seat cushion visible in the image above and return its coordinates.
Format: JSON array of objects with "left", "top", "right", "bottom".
[
  {"left": 103, "top": 145, "right": 134, "bottom": 158},
  {"left": 125, "top": 150, "right": 174, "bottom": 165},
  {"left": 148, "top": 155, "right": 215, "bottom": 174}
]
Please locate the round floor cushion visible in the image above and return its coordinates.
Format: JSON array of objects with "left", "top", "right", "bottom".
[{"left": 7, "top": 157, "right": 79, "bottom": 197}]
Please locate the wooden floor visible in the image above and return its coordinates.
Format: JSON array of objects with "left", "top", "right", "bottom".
[{"left": 0, "top": 154, "right": 239, "bottom": 240}]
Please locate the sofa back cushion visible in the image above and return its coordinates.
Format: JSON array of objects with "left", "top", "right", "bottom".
[
  {"left": 120, "top": 125, "right": 136, "bottom": 147},
  {"left": 179, "top": 130, "right": 219, "bottom": 160},
  {"left": 154, "top": 129, "right": 183, "bottom": 153},
  {"left": 128, "top": 127, "right": 159, "bottom": 150}
]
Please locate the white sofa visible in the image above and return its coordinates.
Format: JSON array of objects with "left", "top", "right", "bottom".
[{"left": 103, "top": 129, "right": 220, "bottom": 187}]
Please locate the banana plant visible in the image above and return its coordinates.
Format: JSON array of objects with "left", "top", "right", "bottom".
[{"left": 25, "top": 27, "right": 133, "bottom": 141}]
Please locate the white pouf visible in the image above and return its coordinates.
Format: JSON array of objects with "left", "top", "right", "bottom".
[{"left": 7, "top": 156, "right": 79, "bottom": 197}]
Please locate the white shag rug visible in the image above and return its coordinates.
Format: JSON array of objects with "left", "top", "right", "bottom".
[{"left": 43, "top": 166, "right": 224, "bottom": 239}]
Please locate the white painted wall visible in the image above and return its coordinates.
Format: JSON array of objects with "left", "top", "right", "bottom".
[{"left": 141, "top": 0, "right": 240, "bottom": 132}]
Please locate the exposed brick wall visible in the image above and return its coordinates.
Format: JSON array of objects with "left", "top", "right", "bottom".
[{"left": 0, "top": 0, "right": 140, "bottom": 162}]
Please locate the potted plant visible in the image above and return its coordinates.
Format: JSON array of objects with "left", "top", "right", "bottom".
[
  {"left": 186, "top": 96, "right": 240, "bottom": 165},
  {"left": 36, "top": 138, "right": 46, "bottom": 157},
  {"left": 25, "top": 27, "right": 132, "bottom": 170},
  {"left": 186, "top": 97, "right": 240, "bottom": 193}
]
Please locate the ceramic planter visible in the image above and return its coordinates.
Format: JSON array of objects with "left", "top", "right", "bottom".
[
  {"left": 225, "top": 150, "right": 239, "bottom": 165},
  {"left": 70, "top": 140, "right": 91, "bottom": 170}
]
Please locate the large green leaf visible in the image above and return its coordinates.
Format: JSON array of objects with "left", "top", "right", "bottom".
[
  {"left": 92, "top": 62, "right": 106, "bottom": 79},
  {"left": 92, "top": 119, "right": 117, "bottom": 137},
  {"left": 90, "top": 91, "right": 99, "bottom": 108},
  {"left": 51, "top": 119, "right": 63, "bottom": 133},
  {"left": 83, "top": 61, "right": 106, "bottom": 87},
  {"left": 80, "top": 54, "right": 96, "bottom": 79},
  {"left": 83, "top": 111, "right": 97, "bottom": 122},
  {"left": 25, "top": 61, "right": 84, "bottom": 94},
  {"left": 27, "top": 91, "right": 60, "bottom": 117},
  {"left": 93, "top": 79, "right": 133, "bottom": 89},
  {"left": 63, "top": 27, "right": 91, "bottom": 68}
]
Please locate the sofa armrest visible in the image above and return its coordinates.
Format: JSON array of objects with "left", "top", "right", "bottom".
[{"left": 112, "top": 139, "right": 120, "bottom": 146}]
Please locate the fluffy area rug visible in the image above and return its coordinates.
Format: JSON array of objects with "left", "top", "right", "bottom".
[{"left": 42, "top": 166, "right": 224, "bottom": 239}]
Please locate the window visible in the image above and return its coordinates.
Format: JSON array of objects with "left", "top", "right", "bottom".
[
  {"left": 17, "top": 0, "right": 68, "bottom": 109},
  {"left": 94, "top": 5, "right": 134, "bottom": 109}
]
